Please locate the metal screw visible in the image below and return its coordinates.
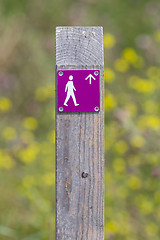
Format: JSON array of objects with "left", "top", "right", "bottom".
[
  {"left": 94, "top": 106, "right": 99, "bottom": 112},
  {"left": 59, "top": 71, "right": 63, "bottom": 76},
  {"left": 94, "top": 71, "right": 99, "bottom": 76},
  {"left": 82, "top": 172, "right": 88, "bottom": 178},
  {"left": 59, "top": 107, "right": 63, "bottom": 112}
]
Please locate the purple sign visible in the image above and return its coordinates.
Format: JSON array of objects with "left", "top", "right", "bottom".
[{"left": 58, "top": 70, "right": 100, "bottom": 113}]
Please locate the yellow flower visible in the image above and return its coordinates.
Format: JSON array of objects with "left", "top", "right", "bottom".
[
  {"left": 0, "top": 150, "right": 15, "bottom": 169},
  {"left": 114, "top": 58, "right": 129, "bottom": 72},
  {"left": 130, "top": 135, "right": 145, "bottom": 148},
  {"left": 42, "top": 172, "right": 55, "bottom": 186},
  {"left": 104, "top": 68, "right": 115, "bottom": 82},
  {"left": 147, "top": 116, "right": 160, "bottom": 130},
  {"left": 138, "top": 115, "right": 160, "bottom": 130},
  {"left": 103, "top": 33, "right": 116, "bottom": 48},
  {"left": 113, "top": 158, "right": 125, "bottom": 173},
  {"left": 123, "top": 48, "right": 138, "bottom": 63},
  {"left": 105, "top": 93, "right": 117, "bottom": 110},
  {"left": 18, "top": 143, "right": 40, "bottom": 164},
  {"left": 115, "top": 141, "right": 128, "bottom": 155},
  {"left": 2, "top": 127, "right": 17, "bottom": 140},
  {"left": 139, "top": 200, "right": 154, "bottom": 215},
  {"left": 129, "top": 76, "right": 155, "bottom": 93},
  {"left": 129, "top": 176, "right": 141, "bottom": 190},
  {"left": 154, "top": 30, "right": 160, "bottom": 42},
  {"left": 106, "top": 220, "right": 118, "bottom": 233},
  {"left": 23, "top": 117, "right": 38, "bottom": 130},
  {"left": 35, "top": 85, "right": 54, "bottom": 101},
  {"left": 0, "top": 97, "right": 12, "bottom": 112}
]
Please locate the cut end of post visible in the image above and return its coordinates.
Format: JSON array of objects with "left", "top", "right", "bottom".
[{"left": 55, "top": 26, "right": 104, "bottom": 67}]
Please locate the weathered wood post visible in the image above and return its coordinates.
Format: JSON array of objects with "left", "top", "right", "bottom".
[{"left": 55, "top": 26, "right": 104, "bottom": 240}]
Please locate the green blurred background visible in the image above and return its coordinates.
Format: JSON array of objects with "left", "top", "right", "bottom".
[{"left": 1, "top": 0, "right": 160, "bottom": 239}]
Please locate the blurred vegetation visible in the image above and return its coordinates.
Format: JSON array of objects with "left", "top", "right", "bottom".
[{"left": 0, "top": 0, "right": 160, "bottom": 239}]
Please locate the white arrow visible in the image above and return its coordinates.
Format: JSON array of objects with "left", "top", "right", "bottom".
[{"left": 85, "top": 74, "right": 96, "bottom": 85}]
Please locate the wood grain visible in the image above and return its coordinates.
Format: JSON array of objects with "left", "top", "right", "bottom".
[{"left": 55, "top": 26, "right": 104, "bottom": 240}]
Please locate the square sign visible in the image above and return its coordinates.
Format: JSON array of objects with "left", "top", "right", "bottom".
[{"left": 58, "top": 70, "right": 100, "bottom": 113}]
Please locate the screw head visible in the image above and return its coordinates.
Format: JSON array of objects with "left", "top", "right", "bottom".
[
  {"left": 59, "top": 107, "right": 63, "bottom": 112},
  {"left": 94, "top": 71, "right": 99, "bottom": 76},
  {"left": 59, "top": 71, "right": 63, "bottom": 76},
  {"left": 94, "top": 106, "right": 99, "bottom": 112}
]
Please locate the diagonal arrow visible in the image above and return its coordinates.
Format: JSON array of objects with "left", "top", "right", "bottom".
[{"left": 85, "top": 74, "right": 96, "bottom": 84}]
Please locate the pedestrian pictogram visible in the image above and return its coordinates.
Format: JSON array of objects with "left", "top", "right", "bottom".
[
  {"left": 58, "top": 70, "right": 100, "bottom": 112},
  {"left": 64, "top": 75, "right": 79, "bottom": 106}
]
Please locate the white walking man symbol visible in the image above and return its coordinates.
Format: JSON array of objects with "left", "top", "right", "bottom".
[{"left": 64, "top": 75, "right": 79, "bottom": 106}]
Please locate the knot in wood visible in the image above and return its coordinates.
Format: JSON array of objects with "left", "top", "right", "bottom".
[{"left": 82, "top": 172, "right": 88, "bottom": 178}]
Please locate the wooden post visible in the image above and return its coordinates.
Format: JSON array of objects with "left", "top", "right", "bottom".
[{"left": 55, "top": 26, "right": 104, "bottom": 240}]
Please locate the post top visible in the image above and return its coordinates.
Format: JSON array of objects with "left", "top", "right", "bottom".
[{"left": 55, "top": 26, "right": 104, "bottom": 67}]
